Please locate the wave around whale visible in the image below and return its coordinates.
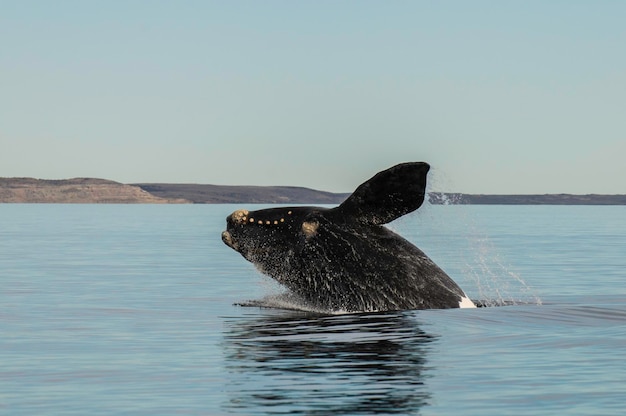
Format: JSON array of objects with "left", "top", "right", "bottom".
[{"left": 235, "top": 293, "right": 527, "bottom": 315}]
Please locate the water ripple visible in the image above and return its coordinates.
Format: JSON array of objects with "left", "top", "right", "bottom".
[{"left": 222, "top": 311, "right": 437, "bottom": 415}]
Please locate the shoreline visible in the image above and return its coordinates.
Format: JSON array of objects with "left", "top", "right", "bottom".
[{"left": 1, "top": 178, "right": 625, "bottom": 205}]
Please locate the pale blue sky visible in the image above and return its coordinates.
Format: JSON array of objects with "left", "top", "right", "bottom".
[{"left": 2, "top": 1, "right": 624, "bottom": 193}]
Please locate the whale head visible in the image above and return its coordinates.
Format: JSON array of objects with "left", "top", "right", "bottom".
[{"left": 222, "top": 162, "right": 474, "bottom": 312}]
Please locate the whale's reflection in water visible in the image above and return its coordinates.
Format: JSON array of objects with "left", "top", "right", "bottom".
[{"left": 222, "top": 310, "right": 437, "bottom": 415}]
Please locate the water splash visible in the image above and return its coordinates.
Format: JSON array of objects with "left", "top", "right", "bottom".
[
  {"left": 238, "top": 274, "right": 348, "bottom": 314},
  {"left": 237, "top": 291, "right": 328, "bottom": 314},
  {"left": 426, "top": 166, "right": 467, "bottom": 205},
  {"left": 459, "top": 233, "right": 542, "bottom": 307},
  {"left": 416, "top": 169, "right": 542, "bottom": 307}
]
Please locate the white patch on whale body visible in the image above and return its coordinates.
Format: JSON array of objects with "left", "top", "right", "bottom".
[{"left": 459, "top": 296, "right": 477, "bottom": 308}]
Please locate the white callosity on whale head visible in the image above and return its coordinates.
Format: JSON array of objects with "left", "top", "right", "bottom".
[
  {"left": 459, "top": 295, "right": 477, "bottom": 308},
  {"left": 231, "top": 209, "right": 249, "bottom": 224}
]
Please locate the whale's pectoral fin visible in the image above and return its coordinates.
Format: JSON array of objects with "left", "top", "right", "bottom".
[{"left": 336, "top": 162, "right": 430, "bottom": 225}]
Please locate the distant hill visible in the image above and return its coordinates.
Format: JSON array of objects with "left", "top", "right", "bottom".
[
  {"left": 2, "top": 177, "right": 625, "bottom": 205},
  {"left": 0, "top": 178, "right": 186, "bottom": 203},
  {"left": 133, "top": 183, "right": 350, "bottom": 204}
]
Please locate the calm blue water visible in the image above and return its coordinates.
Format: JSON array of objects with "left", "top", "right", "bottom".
[{"left": 1, "top": 204, "right": 625, "bottom": 415}]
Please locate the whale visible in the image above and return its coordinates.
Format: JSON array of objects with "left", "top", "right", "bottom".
[{"left": 221, "top": 162, "right": 476, "bottom": 313}]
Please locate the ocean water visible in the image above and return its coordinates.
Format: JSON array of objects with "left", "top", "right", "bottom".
[{"left": 1, "top": 203, "right": 625, "bottom": 415}]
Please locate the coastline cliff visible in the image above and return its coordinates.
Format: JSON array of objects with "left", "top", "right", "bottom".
[{"left": 0, "top": 178, "right": 187, "bottom": 203}]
